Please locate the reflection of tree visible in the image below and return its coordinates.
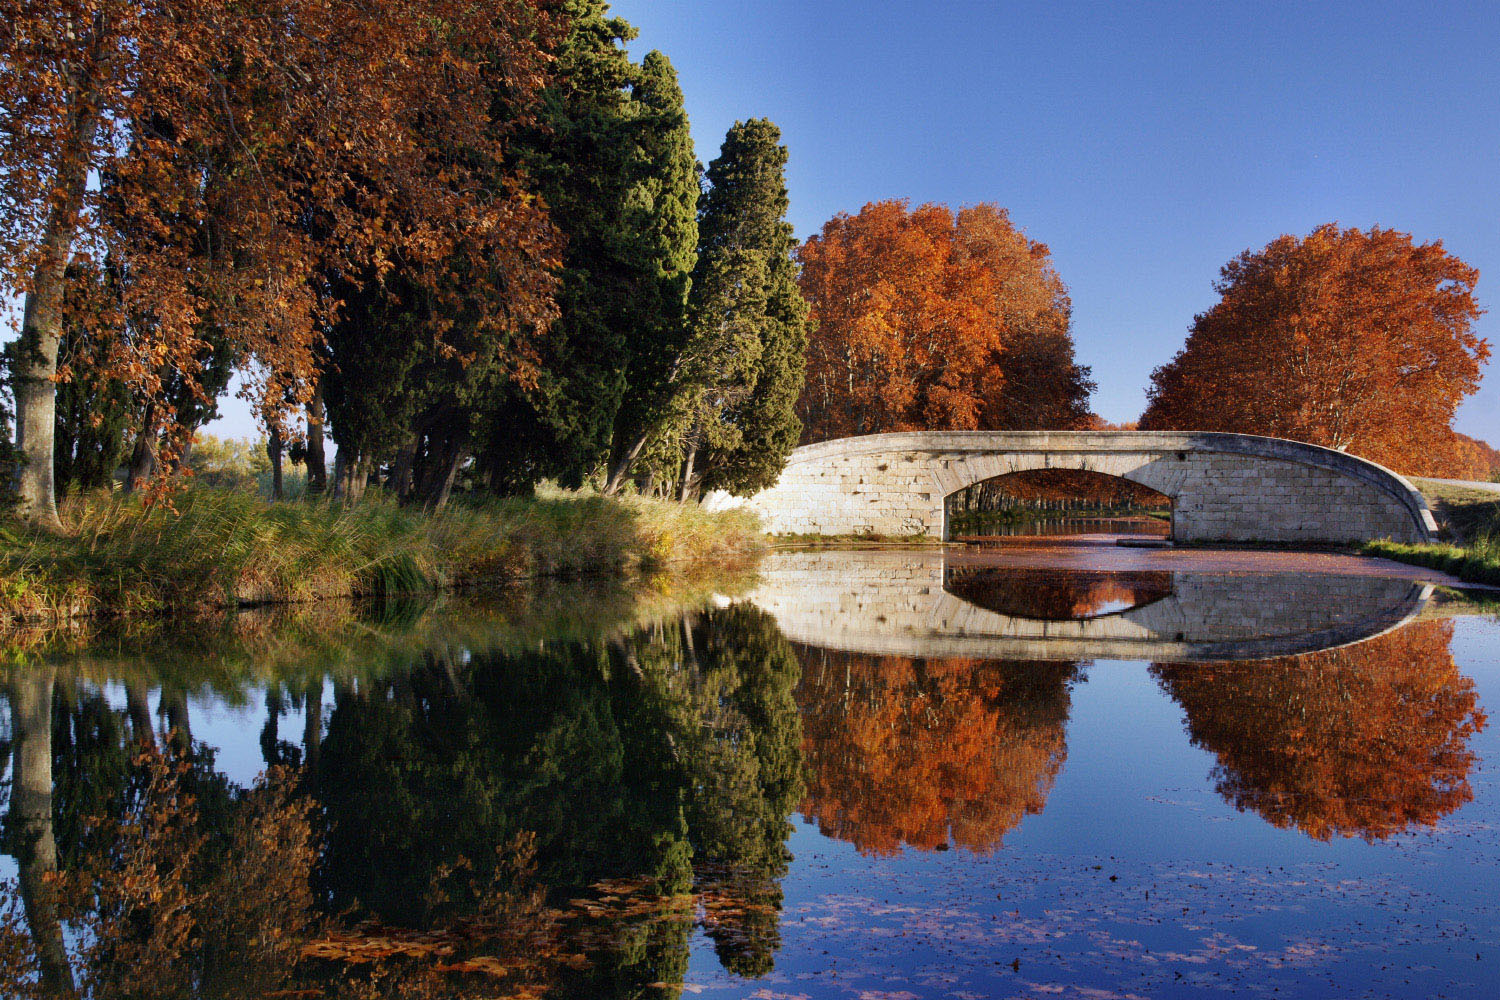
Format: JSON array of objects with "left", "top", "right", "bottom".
[
  {"left": 0, "top": 602, "right": 803, "bottom": 995},
  {"left": 4, "top": 669, "right": 75, "bottom": 995},
  {"left": 1153, "top": 621, "right": 1488, "bottom": 841},
  {"left": 314, "top": 603, "right": 802, "bottom": 990},
  {"left": 797, "top": 648, "right": 1078, "bottom": 855},
  {"left": 661, "top": 606, "right": 803, "bottom": 977}
]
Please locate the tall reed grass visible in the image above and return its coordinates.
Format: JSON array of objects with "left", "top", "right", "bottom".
[{"left": 0, "top": 488, "right": 763, "bottom": 623}]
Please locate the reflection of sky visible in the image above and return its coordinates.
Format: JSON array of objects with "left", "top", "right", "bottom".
[
  {"left": 5, "top": 618, "right": 1497, "bottom": 997},
  {"left": 677, "top": 616, "right": 1500, "bottom": 998}
]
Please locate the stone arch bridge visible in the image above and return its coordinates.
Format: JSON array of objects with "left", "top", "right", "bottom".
[{"left": 739, "top": 431, "right": 1436, "bottom": 545}]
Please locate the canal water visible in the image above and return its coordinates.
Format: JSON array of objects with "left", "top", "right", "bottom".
[{"left": 2, "top": 545, "right": 1497, "bottom": 998}]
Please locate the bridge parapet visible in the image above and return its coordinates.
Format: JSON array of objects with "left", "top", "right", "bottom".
[{"left": 741, "top": 431, "right": 1436, "bottom": 545}]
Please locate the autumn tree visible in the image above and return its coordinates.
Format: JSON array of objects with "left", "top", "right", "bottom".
[
  {"left": 1153, "top": 621, "right": 1487, "bottom": 841},
  {"left": 796, "top": 200, "right": 1091, "bottom": 443},
  {"left": 50, "top": 262, "right": 132, "bottom": 494},
  {"left": 0, "top": 0, "right": 559, "bottom": 525},
  {"left": 1139, "top": 225, "right": 1488, "bottom": 475}
]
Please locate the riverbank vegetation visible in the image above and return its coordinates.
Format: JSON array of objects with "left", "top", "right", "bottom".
[
  {"left": 1364, "top": 480, "right": 1500, "bottom": 587},
  {"left": 0, "top": 488, "right": 761, "bottom": 625}
]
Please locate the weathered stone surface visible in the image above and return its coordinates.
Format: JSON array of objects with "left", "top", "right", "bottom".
[
  {"left": 733, "top": 431, "right": 1435, "bottom": 545},
  {"left": 746, "top": 549, "right": 1436, "bottom": 662}
]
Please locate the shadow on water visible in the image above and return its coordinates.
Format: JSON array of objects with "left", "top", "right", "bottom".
[{"left": 0, "top": 547, "right": 1495, "bottom": 996}]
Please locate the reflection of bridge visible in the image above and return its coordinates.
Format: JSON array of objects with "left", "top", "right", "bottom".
[
  {"left": 746, "top": 549, "right": 1440, "bottom": 662},
  {"left": 738, "top": 431, "right": 1436, "bottom": 544}
]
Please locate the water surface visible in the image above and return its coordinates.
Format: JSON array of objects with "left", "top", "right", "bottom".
[{"left": 2, "top": 547, "right": 1496, "bottom": 998}]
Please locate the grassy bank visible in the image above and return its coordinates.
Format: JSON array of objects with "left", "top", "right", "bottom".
[
  {"left": 0, "top": 488, "right": 763, "bottom": 624},
  {"left": 1363, "top": 480, "right": 1500, "bottom": 586},
  {"left": 1364, "top": 535, "right": 1500, "bottom": 587}
]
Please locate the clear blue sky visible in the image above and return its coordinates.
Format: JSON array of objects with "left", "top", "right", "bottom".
[
  {"left": 186, "top": 1, "right": 1499, "bottom": 443},
  {"left": 599, "top": 0, "right": 1500, "bottom": 441}
]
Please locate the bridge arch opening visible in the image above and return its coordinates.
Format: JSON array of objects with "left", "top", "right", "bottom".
[
  {"left": 944, "top": 468, "right": 1172, "bottom": 542},
  {"left": 943, "top": 564, "right": 1176, "bottom": 621}
]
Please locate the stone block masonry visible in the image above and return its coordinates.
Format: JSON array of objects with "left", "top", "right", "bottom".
[{"left": 735, "top": 431, "right": 1436, "bottom": 545}]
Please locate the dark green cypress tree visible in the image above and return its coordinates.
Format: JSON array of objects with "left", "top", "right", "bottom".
[
  {"left": 677, "top": 119, "right": 808, "bottom": 498},
  {"left": 478, "top": 1, "right": 643, "bottom": 490},
  {"left": 600, "top": 50, "right": 700, "bottom": 493}
]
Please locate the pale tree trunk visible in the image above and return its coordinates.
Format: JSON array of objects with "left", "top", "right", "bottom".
[
  {"left": 11, "top": 94, "right": 99, "bottom": 530},
  {"left": 306, "top": 381, "right": 328, "bottom": 495},
  {"left": 342, "top": 454, "right": 372, "bottom": 503},
  {"left": 602, "top": 434, "right": 650, "bottom": 497},
  {"left": 6, "top": 670, "right": 77, "bottom": 996},
  {"left": 678, "top": 444, "right": 699, "bottom": 502}
]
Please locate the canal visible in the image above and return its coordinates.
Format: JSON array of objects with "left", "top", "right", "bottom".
[{"left": 2, "top": 544, "right": 1495, "bottom": 998}]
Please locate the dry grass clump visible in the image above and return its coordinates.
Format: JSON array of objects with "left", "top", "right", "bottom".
[{"left": 0, "top": 488, "right": 764, "bottom": 624}]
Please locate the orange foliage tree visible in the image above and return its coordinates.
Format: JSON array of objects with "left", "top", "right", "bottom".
[
  {"left": 1152, "top": 621, "right": 1487, "bottom": 842},
  {"left": 795, "top": 200, "right": 1093, "bottom": 442},
  {"left": 0, "top": 1, "right": 560, "bottom": 525},
  {"left": 796, "top": 646, "right": 1077, "bottom": 855},
  {"left": 1139, "top": 225, "right": 1488, "bottom": 476},
  {"left": 1449, "top": 431, "right": 1500, "bottom": 481}
]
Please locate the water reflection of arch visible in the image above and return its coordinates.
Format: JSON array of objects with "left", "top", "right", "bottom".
[{"left": 747, "top": 550, "right": 1436, "bottom": 663}]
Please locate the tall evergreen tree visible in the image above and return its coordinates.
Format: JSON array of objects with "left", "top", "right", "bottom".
[
  {"left": 676, "top": 119, "right": 808, "bottom": 498},
  {"left": 481, "top": 3, "right": 701, "bottom": 493},
  {"left": 600, "top": 50, "right": 700, "bottom": 494}
]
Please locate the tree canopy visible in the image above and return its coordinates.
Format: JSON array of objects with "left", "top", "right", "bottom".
[
  {"left": 1140, "top": 224, "right": 1489, "bottom": 476},
  {"left": 796, "top": 200, "right": 1092, "bottom": 443}
]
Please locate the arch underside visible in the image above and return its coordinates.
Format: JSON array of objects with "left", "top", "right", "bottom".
[{"left": 745, "top": 432, "right": 1435, "bottom": 545}]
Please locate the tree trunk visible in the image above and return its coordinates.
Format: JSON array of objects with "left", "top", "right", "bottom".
[
  {"left": 124, "top": 409, "right": 158, "bottom": 494},
  {"left": 125, "top": 683, "right": 156, "bottom": 747},
  {"left": 11, "top": 96, "right": 99, "bottom": 530},
  {"left": 389, "top": 433, "right": 418, "bottom": 501},
  {"left": 331, "top": 447, "right": 347, "bottom": 500},
  {"left": 267, "top": 428, "right": 284, "bottom": 500},
  {"left": 302, "top": 678, "right": 323, "bottom": 773},
  {"left": 343, "top": 453, "right": 371, "bottom": 503},
  {"left": 678, "top": 444, "right": 699, "bottom": 502},
  {"left": 424, "top": 447, "right": 465, "bottom": 512},
  {"left": 6, "top": 671, "right": 77, "bottom": 996},
  {"left": 410, "top": 432, "right": 466, "bottom": 511},
  {"left": 602, "top": 433, "right": 650, "bottom": 496},
  {"left": 306, "top": 380, "right": 328, "bottom": 495}
]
